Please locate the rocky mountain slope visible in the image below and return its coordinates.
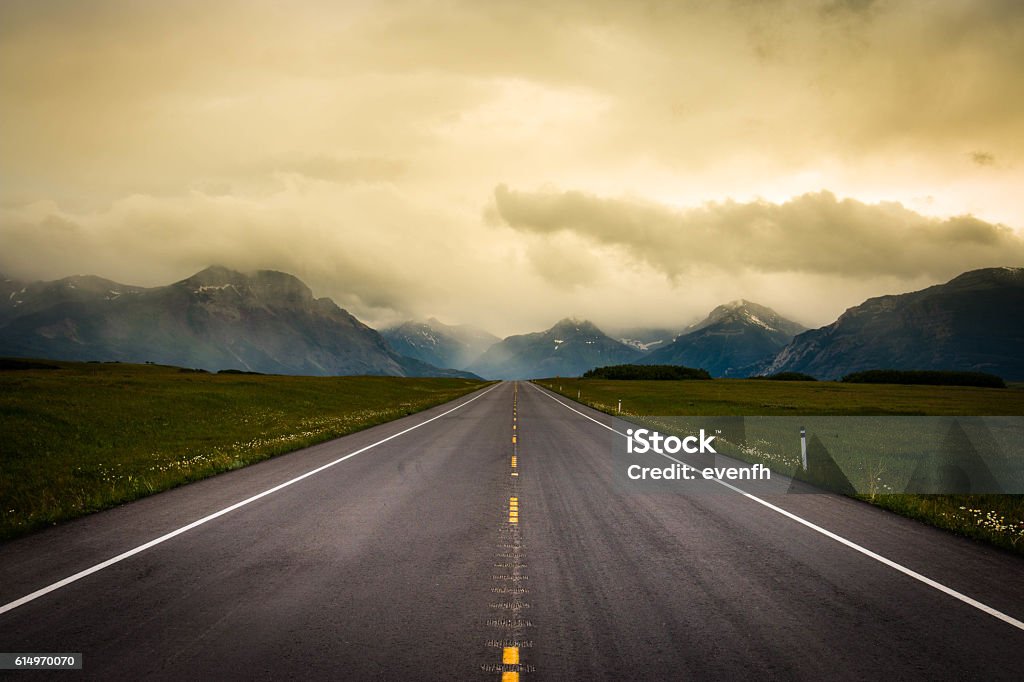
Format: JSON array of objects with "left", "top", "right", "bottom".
[
  {"left": 765, "top": 268, "right": 1024, "bottom": 380},
  {"left": 641, "top": 300, "right": 805, "bottom": 377}
]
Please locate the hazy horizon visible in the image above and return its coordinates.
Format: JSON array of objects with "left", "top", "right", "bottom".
[{"left": 3, "top": 0, "right": 1023, "bottom": 337}]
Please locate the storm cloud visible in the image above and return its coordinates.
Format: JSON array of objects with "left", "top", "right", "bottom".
[{"left": 493, "top": 186, "right": 1024, "bottom": 280}]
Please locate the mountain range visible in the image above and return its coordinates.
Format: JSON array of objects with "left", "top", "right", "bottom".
[
  {"left": 466, "top": 318, "right": 642, "bottom": 380},
  {"left": 2, "top": 266, "right": 1020, "bottom": 380},
  {"left": 765, "top": 267, "right": 1024, "bottom": 380},
  {"left": 0, "top": 266, "right": 476, "bottom": 378},
  {"left": 641, "top": 300, "right": 806, "bottom": 377}
]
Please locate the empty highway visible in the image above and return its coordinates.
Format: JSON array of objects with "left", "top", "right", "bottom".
[{"left": 1, "top": 382, "right": 1022, "bottom": 680}]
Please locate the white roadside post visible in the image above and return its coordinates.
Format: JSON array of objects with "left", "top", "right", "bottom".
[
  {"left": 617, "top": 399, "right": 622, "bottom": 414},
  {"left": 800, "top": 427, "right": 808, "bottom": 471}
]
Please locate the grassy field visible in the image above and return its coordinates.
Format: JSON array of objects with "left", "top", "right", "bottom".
[
  {"left": 535, "top": 378, "right": 1024, "bottom": 555},
  {"left": 536, "top": 377, "right": 1024, "bottom": 416},
  {"left": 0, "top": 360, "right": 488, "bottom": 541}
]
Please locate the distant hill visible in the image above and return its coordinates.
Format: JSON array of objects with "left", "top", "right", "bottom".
[
  {"left": 467, "top": 318, "right": 642, "bottom": 379},
  {"left": 765, "top": 267, "right": 1024, "bottom": 380},
  {"left": 381, "top": 317, "right": 499, "bottom": 370},
  {"left": 0, "top": 266, "right": 477, "bottom": 378},
  {"left": 640, "top": 300, "right": 805, "bottom": 377}
]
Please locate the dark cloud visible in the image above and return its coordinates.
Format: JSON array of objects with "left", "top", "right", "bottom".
[
  {"left": 971, "top": 151, "right": 996, "bottom": 166},
  {"left": 493, "top": 185, "right": 1024, "bottom": 280}
]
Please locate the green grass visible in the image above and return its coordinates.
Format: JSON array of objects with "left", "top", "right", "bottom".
[
  {"left": 536, "top": 377, "right": 1024, "bottom": 416},
  {"left": 0, "top": 360, "right": 489, "bottom": 541},
  {"left": 535, "top": 378, "right": 1024, "bottom": 555}
]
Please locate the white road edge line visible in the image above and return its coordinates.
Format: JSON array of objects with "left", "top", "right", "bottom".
[
  {"left": 0, "top": 382, "right": 502, "bottom": 617},
  {"left": 527, "top": 382, "right": 1024, "bottom": 633}
]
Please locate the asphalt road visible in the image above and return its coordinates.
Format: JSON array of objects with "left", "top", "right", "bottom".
[{"left": 1, "top": 381, "right": 1022, "bottom": 680}]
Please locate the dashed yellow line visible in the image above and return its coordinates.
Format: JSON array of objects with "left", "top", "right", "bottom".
[
  {"left": 513, "top": 390, "right": 520, "bottom": 475},
  {"left": 501, "top": 388, "right": 524, "bottom": 677}
]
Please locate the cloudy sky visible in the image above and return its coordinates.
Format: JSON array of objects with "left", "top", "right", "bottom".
[{"left": 2, "top": 0, "right": 1023, "bottom": 336}]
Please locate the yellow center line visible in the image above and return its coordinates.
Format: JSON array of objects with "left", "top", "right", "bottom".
[{"left": 500, "top": 396, "right": 525, "bottom": 678}]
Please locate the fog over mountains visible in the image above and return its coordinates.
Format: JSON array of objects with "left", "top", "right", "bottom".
[
  {"left": 2, "top": 266, "right": 1021, "bottom": 380},
  {"left": 381, "top": 319, "right": 499, "bottom": 372}
]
